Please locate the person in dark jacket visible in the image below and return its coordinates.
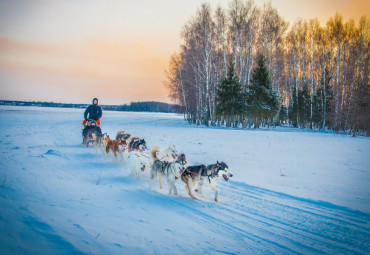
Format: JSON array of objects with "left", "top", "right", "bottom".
[
  {"left": 84, "top": 98, "right": 102, "bottom": 122},
  {"left": 82, "top": 98, "right": 103, "bottom": 144}
]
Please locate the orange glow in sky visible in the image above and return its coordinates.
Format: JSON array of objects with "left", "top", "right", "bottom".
[{"left": 0, "top": 0, "right": 368, "bottom": 105}]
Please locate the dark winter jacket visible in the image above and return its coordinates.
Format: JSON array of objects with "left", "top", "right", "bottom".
[{"left": 84, "top": 104, "right": 102, "bottom": 120}]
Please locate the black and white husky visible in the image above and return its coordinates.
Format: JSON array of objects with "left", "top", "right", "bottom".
[
  {"left": 128, "top": 137, "right": 147, "bottom": 152},
  {"left": 181, "top": 161, "right": 233, "bottom": 202},
  {"left": 123, "top": 137, "right": 147, "bottom": 161},
  {"left": 149, "top": 146, "right": 186, "bottom": 196},
  {"left": 116, "top": 130, "right": 131, "bottom": 141}
]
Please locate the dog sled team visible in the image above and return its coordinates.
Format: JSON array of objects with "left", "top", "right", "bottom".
[
  {"left": 86, "top": 128, "right": 233, "bottom": 202},
  {"left": 81, "top": 98, "right": 233, "bottom": 202}
]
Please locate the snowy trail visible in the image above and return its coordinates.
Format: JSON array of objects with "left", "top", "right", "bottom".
[{"left": 0, "top": 106, "right": 369, "bottom": 254}]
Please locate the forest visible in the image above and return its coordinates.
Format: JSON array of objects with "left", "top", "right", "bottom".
[{"left": 165, "top": 0, "right": 369, "bottom": 136}]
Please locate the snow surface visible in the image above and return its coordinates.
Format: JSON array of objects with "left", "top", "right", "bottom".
[{"left": 0, "top": 106, "right": 369, "bottom": 254}]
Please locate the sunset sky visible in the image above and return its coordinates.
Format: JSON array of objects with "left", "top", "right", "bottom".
[{"left": 0, "top": 0, "right": 368, "bottom": 105}]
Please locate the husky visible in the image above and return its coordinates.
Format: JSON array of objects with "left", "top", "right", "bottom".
[
  {"left": 115, "top": 129, "right": 125, "bottom": 140},
  {"left": 128, "top": 137, "right": 147, "bottom": 152},
  {"left": 149, "top": 145, "right": 178, "bottom": 166},
  {"left": 116, "top": 130, "right": 131, "bottom": 142},
  {"left": 127, "top": 151, "right": 150, "bottom": 179},
  {"left": 106, "top": 139, "right": 125, "bottom": 162},
  {"left": 149, "top": 146, "right": 186, "bottom": 196},
  {"left": 181, "top": 161, "right": 233, "bottom": 202},
  {"left": 123, "top": 137, "right": 147, "bottom": 161},
  {"left": 160, "top": 145, "right": 178, "bottom": 161},
  {"left": 92, "top": 133, "right": 110, "bottom": 154}
]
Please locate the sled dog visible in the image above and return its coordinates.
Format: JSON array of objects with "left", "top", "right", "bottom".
[
  {"left": 127, "top": 151, "right": 150, "bottom": 179},
  {"left": 128, "top": 137, "right": 147, "bottom": 152},
  {"left": 106, "top": 139, "right": 125, "bottom": 162},
  {"left": 160, "top": 145, "right": 178, "bottom": 162},
  {"left": 116, "top": 130, "right": 131, "bottom": 142},
  {"left": 149, "top": 146, "right": 186, "bottom": 196},
  {"left": 115, "top": 129, "right": 125, "bottom": 140},
  {"left": 92, "top": 133, "right": 110, "bottom": 154},
  {"left": 149, "top": 145, "right": 179, "bottom": 166},
  {"left": 181, "top": 161, "right": 233, "bottom": 201},
  {"left": 122, "top": 137, "right": 146, "bottom": 161}
]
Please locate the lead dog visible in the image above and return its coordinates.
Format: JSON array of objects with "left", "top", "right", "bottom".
[
  {"left": 149, "top": 146, "right": 186, "bottom": 196},
  {"left": 181, "top": 161, "right": 233, "bottom": 202}
]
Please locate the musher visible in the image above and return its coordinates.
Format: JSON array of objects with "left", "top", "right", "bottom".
[{"left": 82, "top": 98, "right": 103, "bottom": 143}]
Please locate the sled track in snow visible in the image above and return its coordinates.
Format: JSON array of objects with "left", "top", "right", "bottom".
[{"left": 150, "top": 179, "right": 370, "bottom": 254}]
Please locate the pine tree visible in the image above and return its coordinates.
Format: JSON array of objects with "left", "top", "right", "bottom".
[
  {"left": 298, "top": 84, "right": 311, "bottom": 127},
  {"left": 278, "top": 105, "right": 289, "bottom": 126},
  {"left": 246, "top": 54, "right": 280, "bottom": 128},
  {"left": 215, "top": 61, "right": 246, "bottom": 127},
  {"left": 289, "top": 85, "right": 311, "bottom": 128}
]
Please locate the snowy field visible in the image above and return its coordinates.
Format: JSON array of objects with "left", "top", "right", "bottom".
[{"left": 0, "top": 105, "right": 369, "bottom": 254}]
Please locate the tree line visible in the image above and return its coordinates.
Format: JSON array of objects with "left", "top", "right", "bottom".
[
  {"left": 0, "top": 100, "right": 184, "bottom": 113},
  {"left": 117, "top": 101, "right": 184, "bottom": 113},
  {"left": 165, "top": 0, "right": 369, "bottom": 136}
]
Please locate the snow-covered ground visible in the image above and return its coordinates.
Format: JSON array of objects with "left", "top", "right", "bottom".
[{"left": 0, "top": 106, "right": 369, "bottom": 254}]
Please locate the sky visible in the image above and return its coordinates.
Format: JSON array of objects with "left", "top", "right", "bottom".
[{"left": 0, "top": 0, "right": 368, "bottom": 105}]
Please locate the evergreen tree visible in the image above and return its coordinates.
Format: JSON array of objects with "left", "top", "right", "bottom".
[
  {"left": 289, "top": 85, "right": 311, "bottom": 128},
  {"left": 215, "top": 61, "right": 246, "bottom": 127},
  {"left": 312, "top": 90, "right": 324, "bottom": 127},
  {"left": 246, "top": 54, "right": 280, "bottom": 128},
  {"left": 277, "top": 105, "right": 289, "bottom": 126},
  {"left": 298, "top": 84, "right": 311, "bottom": 127}
]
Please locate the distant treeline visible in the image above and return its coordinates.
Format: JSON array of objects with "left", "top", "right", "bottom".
[
  {"left": 117, "top": 101, "right": 184, "bottom": 113},
  {"left": 0, "top": 100, "right": 184, "bottom": 113}
]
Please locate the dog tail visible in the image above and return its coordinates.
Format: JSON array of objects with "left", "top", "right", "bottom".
[{"left": 150, "top": 146, "right": 161, "bottom": 162}]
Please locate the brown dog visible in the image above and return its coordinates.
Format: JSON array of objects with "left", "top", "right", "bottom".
[{"left": 106, "top": 139, "right": 125, "bottom": 162}]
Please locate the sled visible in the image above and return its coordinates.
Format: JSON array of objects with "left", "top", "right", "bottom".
[{"left": 82, "top": 119, "right": 102, "bottom": 147}]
